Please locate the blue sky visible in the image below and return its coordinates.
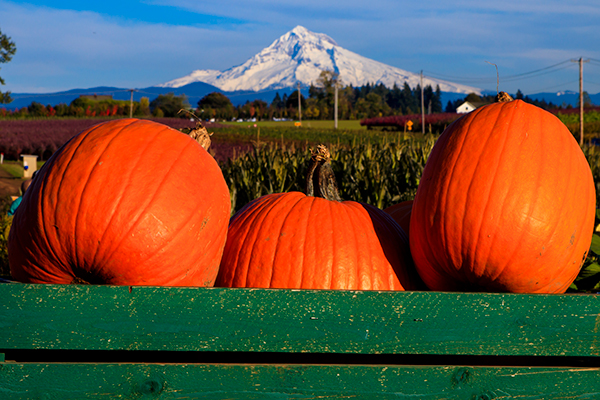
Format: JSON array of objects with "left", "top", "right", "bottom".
[{"left": 1, "top": 0, "right": 600, "bottom": 95}]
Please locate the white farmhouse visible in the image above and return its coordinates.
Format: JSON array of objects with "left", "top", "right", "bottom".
[
  {"left": 456, "top": 100, "right": 490, "bottom": 114},
  {"left": 456, "top": 101, "right": 477, "bottom": 114}
]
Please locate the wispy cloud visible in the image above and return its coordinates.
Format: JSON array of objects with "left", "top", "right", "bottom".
[{"left": 2, "top": 0, "right": 599, "bottom": 94}]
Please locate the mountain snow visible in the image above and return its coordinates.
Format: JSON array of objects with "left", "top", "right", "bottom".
[{"left": 159, "top": 26, "right": 480, "bottom": 95}]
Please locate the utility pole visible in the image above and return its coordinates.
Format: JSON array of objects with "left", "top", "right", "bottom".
[
  {"left": 334, "top": 79, "right": 338, "bottom": 129},
  {"left": 420, "top": 71, "right": 425, "bottom": 135},
  {"left": 297, "top": 82, "right": 302, "bottom": 124},
  {"left": 129, "top": 89, "right": 135, "bottom": 118},
  {"left": 571, "top": 58, "right": 589, "bottom": 145}
]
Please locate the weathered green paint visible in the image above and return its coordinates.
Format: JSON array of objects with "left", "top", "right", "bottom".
[
  {"left": 1, "top": 363, "right": 600, "bottom": 399},
  {"left": 1, "top": 284, "right": 599, "bottom": 357},
  {"left": 2, "top": 284, "right": 600, "bottom": 398}
]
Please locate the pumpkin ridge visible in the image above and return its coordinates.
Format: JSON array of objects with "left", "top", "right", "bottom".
[
  {"left": 524, "top": 110, "right": 589, "bottom": 292},
  {"left": 299, "top": 196, "right": 322, "bottom": 289},
  {"left": 486, "top": 102, "right": 548, "bottom": 288},
  {"left": 125, "top": 154, "right": 228, "bottom": 285},
  {"left": 467, "top": 102, "right": 519, "bottom": 283},
  {"left": 531, "top": 113, "right": 572, "bottom": 287},
  {"left": 349, "top": 202, "right": 379, "bottom": 289},
  {"left": 532, "top": 113, "right": 586, "bottom": 292},
  {"left": 86, "top": 122, "right": 173, "bottom": 275},
  {"left": 244, "top": 193, "right": 295, "bottom": 288},
  {"left": 439, "top": 111, "right": 477, "bottom": 279},
  {"left": 468, "top": 103, "right": 544, "bottom": 290},
  {"left": 410, "top": 131, "right": 448, "bottom": 288},
  {"left": 95, "top": 129, "right": 197, "bottom": 279},
  {"left": 268, "top": 193, "right": 307, "bottom": 289},
  {"left": 77, "top": 120, "right": 159, "bottom": 277},
  {"left": 88, "top": 121, "right": 166, "bottom": 273},
  {"left": 480, "top": 105, "right": 529, "bottom": 284},
  {"left": 13, "top": 120, "right": 132, "bottom": 282},
  {"left": 329, "top": 199, "right": 348, "bottom": 289},
  {"left": 45, "top": 131, "right": 92, "bottom": 276},
  {"left": 368, "top": 202, "right": 415, "bottom": 290},
  {"left": 10, "top": 170, "right": 67, "bottom": 283},
  {"left": 458, "top": 106, "right": 499, "bottom": 282},
  {"left": 345, "top": 202, "right": 373, "bottom": 289},
  {"left": 495, "top": 106, "right": 547, "bottom": 286},
  {"left": 549, "top": 132, "right": 583, "bottom": 291},
  {"left": 217, "top": 194, "right": 280, "bottom": 287},
  {"left": 232, "top": 197, "right": 278, "bottom": 286}
]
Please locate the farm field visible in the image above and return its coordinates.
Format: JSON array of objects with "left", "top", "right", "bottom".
[{"left": 221, "top": 119, "right": 366, "bottom": 130}]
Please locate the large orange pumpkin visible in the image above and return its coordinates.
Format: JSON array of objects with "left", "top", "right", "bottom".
[
  {"left": 409, "top": 95, "right": 596, "bottom": 293},
  {"left": 216, "top": 145, "right": 422, "bottom": 291},
  {"left": 9, "top": 118, "right": 231, "bottom": 286}
]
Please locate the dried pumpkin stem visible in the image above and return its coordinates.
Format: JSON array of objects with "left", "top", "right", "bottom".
[
  {"left": 495, "top": 91, "right": 514, "bottom": 103},
  {"left": 305, "top": 144, "right": 342, "bottom": 201},
  {"left": 188, "top": 122, "right": 212, "bottom": 150}
]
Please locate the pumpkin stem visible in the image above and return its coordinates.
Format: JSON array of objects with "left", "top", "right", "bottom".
[
  {"left": 305, "top": 145, "right": 342, "bottom": 201},
  {"left": 495, "top": 91, "right": 514, "bottom": 102},
  {"left": 71, "top": 276, "right": 91, "bottom": 285},
  {"left": 177, "top": 109, "right": 213, "bottom": 150},
  {"left": 188, "top": 122, "right": 212, "bottom": 150}
]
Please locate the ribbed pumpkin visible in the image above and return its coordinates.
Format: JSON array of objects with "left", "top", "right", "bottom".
[
  {"left": 216, "top": 145, "right": 422, "bottom": 291},
  {"left": 384, "top": 200, "right": 413, "bottom": 237},
  {"left": 409, "top": 93, "right": 596, "bottom": 293},
  {"left": 9, "top": 118, "right": 231, "bottom": 286}
]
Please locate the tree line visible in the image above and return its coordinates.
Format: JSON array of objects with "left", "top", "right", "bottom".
[
  {"left": 196, "top": 71, "right": 444, "bottom": 121},
  {"left": 1, "top": 70, "right": 590, "bottom": 121},
  {"left": 0, "top": 73, "right": 445, "bottom": 121}
]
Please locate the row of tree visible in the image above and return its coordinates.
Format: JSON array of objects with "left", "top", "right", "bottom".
[
  {"left": 2, "top": 70, "right": 590, "bottom": 121},
  {"left": 0, "top": 76, "right": 444, "bottom": 121},
  {"left": 195, "top": 71, "right": 445, "bottom": 121},
  {"left": 0, "top": 94, "right": 185, "bottom": 119}
]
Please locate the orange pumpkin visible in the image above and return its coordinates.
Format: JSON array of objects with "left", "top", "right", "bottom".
[
  {"left": 216, "top": 145, "right": 422, "bottom": 291},
  {"left": 409, "top": 95, "right": 596, "bottom": 293},
  {"left": 9, "top": 118, "right": 231, "bottom": 286},
  {"left": 384, "top": 200, "right": 413, "bottom": 236}
]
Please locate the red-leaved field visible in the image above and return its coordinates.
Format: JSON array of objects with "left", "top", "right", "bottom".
[{"left": 0, "top": 118, "right": 248, "bottom": 164}]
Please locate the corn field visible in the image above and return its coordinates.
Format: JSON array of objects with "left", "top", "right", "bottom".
[{"left": 222, "top": 133, "right": 437, "bottom": 215}]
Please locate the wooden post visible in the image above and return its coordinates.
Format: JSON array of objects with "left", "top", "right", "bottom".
[
  {"left": 420, "top": 71, "right": 425, "bottom": 135},
  {"left": 572, "top": 58, "right": 589, "bottom": 146},
  {"left": 579, "top": 58, "right": 584, "bottom": 146},
  {"left": 129, "top": 89, "right": 134, "bottom": 118},
  {"left": 334, "top": 82, "right": 338, "bottom": 129},
  {"left": 297, "top": 82, "right": 302, "bottom": 124}
]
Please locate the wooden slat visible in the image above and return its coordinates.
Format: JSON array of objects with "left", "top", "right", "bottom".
[
  {"left": 1, "top": 363, "right": 600, "bottom": 399},
  {"left": 1, "top": 283, "right": 600, "bottom": 357}
]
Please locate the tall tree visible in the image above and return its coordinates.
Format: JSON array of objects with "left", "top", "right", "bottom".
[
  {"left": 0, "top": 29, "right": 17, "bottom": 104},
  {"left": 197, "top": 92, "right": 234, "bottom": 120},
  {"left": 149, "top": 93, "right": 189, "bottom": 117}
]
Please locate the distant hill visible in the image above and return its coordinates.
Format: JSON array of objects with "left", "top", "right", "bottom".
[{"left": 5, "top": 85, "right": 597, "bottom": 111}]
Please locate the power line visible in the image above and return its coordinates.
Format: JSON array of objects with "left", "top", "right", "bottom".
[
  {"left": 525, "top": 79, "right": 579, "bottom": 93},
  {"left": 424, "top": 59, "right": 576, "bottom": 85}
]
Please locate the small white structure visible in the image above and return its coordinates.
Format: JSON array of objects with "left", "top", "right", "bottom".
[
  {"left": 456, "top": 101, "right": 477, "bottom": 114},
  {"left": 456, "top": 100, "right": 491, "bottom": 114},
  {"left": 21, "top": 154, "right": 38, "bottom": 178}
]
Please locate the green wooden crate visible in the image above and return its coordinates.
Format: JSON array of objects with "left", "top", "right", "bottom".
[{"left": 1, "top": 283, "right": 599, "bottom": 399}]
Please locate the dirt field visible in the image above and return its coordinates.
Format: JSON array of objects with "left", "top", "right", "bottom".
[{"left": 0, "top": 166, "right": 23, "bottom": 200}]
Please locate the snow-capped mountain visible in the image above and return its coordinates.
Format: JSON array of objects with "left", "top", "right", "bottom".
[{"left": 159, "top": 26, "right": 480, "bottom": 95}]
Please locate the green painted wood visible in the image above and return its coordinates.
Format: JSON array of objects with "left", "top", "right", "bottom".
[
  {"left": 1, "top": 363, "right": 600, "bottom": 399},
  {"left": 1, "top": 283, "right": 600, "bottom": 357}
]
